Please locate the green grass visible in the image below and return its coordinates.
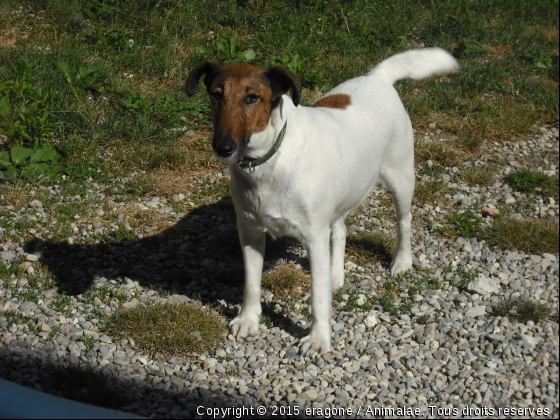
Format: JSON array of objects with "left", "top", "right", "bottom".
[
  {"left": 415, "top": 179, "right": 448, "bottom": 205},
  {"left": 485, "top": 217, "right": 559, "bottom": 254},
  {"left": 262, "top": 262, "right": 310, "bottom": 299},
  {"left": 460, "top": 165, "right": 496, "bottom": 186},
  {"left": 505, "top": 170, "right": 559, "bottom": 199},
  {"left": 493, "top": 297, "right": 553, "bottom": 324},
  {"left": 48, "top": 363, "right": 129, "bottom": 409},
  {"left": 104, "top": 302, "right": 227, "bottom": 357},
  {"left": 439, "top": 210, "right": 483, "bottom": 239},
  {"left": 346, "top": 230, "right": 396, "bottom": 265},
  {"left": 0, "top": 0, "right": 557, "bottom": 187}
]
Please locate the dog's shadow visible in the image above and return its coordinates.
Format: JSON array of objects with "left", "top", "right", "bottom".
[{"left": 23, "top": 198, "right": 305, "bottom": 337}]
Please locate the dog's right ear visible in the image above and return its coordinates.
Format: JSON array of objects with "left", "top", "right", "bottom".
[{"left": 186, "top": 60, "right": 221, "bottom": 97}]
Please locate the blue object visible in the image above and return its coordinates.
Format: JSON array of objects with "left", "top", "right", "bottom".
[{"left": 0, "top": 378, "right": 144, "bottom": 419}]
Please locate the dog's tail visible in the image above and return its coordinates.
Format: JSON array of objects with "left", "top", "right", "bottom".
[{"left": 369, "top": 48, "right": 458, "bottom": 85}]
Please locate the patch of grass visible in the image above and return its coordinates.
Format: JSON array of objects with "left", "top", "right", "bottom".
[
  {"left": 1, "top": 310, "right": 36, "bottom": 332},
  {"left": 505, "top": 171, "right": 559, "bottom": 199},
  {"left": 262, "top": 261, "right": 310, "bottom": 300},
  {"left": 415, "top": 179, "right": 448, "bottom": 205},
  {"left": 460, "top": 165, "right": 496, "bottom": 186},
  {"left": 485, "top": 217, "right": 559, "bottom": 254},
  {"left": 346, "top": 230, "right": 395, "bottom": 265},
  {"left": 48, "top": 363, "right": 129, "bottom": 409},
  {"left": 439, "top": 210, "right": 483, "bottom": 239},
  {"left": 104, "top": 302, "right": 226, "bottom": 357},
  {"left": 493, "top": 297, "right": 553, "bottom": 324},
  {"left": 445, "top": 265, "right": 477, "bottom": 291},
  {"left": 415, "top": 141, "right": 457, "bottom": 166}
]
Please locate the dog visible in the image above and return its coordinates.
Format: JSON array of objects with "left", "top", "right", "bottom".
[{"left": 186, "top": 48, "right": 458, "bottom": 354}]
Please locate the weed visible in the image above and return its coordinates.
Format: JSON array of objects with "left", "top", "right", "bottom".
[
  {"left": 485, "top": 217, "right": 559, "bottom": 254},
  {"left": 415, "top": 179, "right": 448, "bottom": 205},
  {"left": 82, "top": 333, "right": 98, "bottom": 352},
  {"left": 346, "top": 230, "right": 395, "bottom": 265},
  {"left": 2, "top": 310, "right": 36, "bottom": 331},
  {"left": 52, "top": 293, "right": 72, "bottom": 314},
  {"left": 439, "top": 211, "right": 483, "bottom": 239},
  {"left": 493, "top": 297, "right": 553, "bottom": 323},
  {"left": 460, "top": 165, "right": 496, "bottom": 186},
  {"left": 505, "top": 171, "right": 558, "bottom": 199},
  {"left": 260, "top": 315, "right": 274, "bottom": 328},
  {"left": 262, "top": 261, "right": 310, "bottom": 300},
  {"left": 104, "top": 302, "right": 226, "bottom": 357},
  {"left": 415, "top": 141, "right": 457, "bottom": 166},
  {"left": 416, "top": 315, "right": 429, "bottom": 325},
  {"left": 446, "top": 266, "right": 477, "bottom": 290},
  {"left": 48, "top": 363, "right": 129, "bottom": 409}
]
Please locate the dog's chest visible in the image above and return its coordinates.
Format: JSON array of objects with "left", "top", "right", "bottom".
[{"left": 236, "top": 183, "right": 302, "bottom": 239}]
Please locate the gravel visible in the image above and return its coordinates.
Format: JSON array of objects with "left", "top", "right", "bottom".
[{"left": 0, "top": 127, "right": 558, "bottom": 418}]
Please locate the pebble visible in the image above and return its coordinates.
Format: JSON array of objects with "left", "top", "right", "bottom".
[{"left": 0, "top": 127, "right": 558, "bottom": 419}]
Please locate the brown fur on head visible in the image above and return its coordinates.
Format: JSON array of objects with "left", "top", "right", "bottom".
[{"left": 186, "top": 61, "right": 299, "bottom": 161}]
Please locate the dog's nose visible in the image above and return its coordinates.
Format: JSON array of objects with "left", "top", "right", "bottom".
[{"left": 217, "top": 142, "right": 235, "bottom": 158}]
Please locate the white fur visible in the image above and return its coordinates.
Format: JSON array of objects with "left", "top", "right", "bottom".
[{"left": 228, "top": 48, "right": 458, "bottom": 354}]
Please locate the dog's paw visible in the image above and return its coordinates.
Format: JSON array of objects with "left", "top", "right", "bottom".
[
  {"left": 229, "top": 313, "right": 260, "bottom": 339},
  {"left": 299, "top": 332, "right": 331, "bottom": 355},
  {"left": 390, "top": 256, "right": 412, "bottom": 277}
]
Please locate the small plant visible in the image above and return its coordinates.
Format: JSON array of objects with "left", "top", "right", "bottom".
[
  {"left": 260, "top": 315, "right": 274, "bottom": 328},
  {"left": 446, "top": 265, "right": 477, "bottom": 291},
  {"left": 52, "top": 293, "right": 72, "bottom": 314},
  {"left": 2, "top": 310, "right": 36, "bottom": 331},
  {"left": 48, "top": 363, "right": 129, "bottom": 409},
  {"left": 493, "top": 297, "right": 553, "bottom": 323},
  {"left": 460, "top": 165, "right": 495, "bottom": 186},
  {"left": 505, "top": 170, "right": 558, "bottom": 199},
  {"left": 105, "top": 302, "right": 226, "bottom": 357},
  {"left": 415, "top": 141, "right": 457, "bottom": 166},
  {"left": 415, "top": 179, "right": 448, "bottom": 205},
  {"left": 262, "top": 262, "right": 310, "bottom": 299},
  {"left": 439, "top": 211, "right": 483, "bottom": 239},
  {"left": 485, "top": 217, "right": 559, "bottom": 254},
  {"left": 416, "top": 315, "right": 429, "bottom": 325},
  {"left": 0, "top": 145, "right": 64, "bottom": 181},
  {"left": 523, "top": 51, "right": 554, "bottom": 70},
  {"left": 82, "top": 333, "right": 98, "bottom": 352},
  {"left": 346, "top": 230, "right": 395, "bottom": 265}
]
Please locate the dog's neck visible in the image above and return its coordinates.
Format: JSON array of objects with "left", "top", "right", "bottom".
[{"left": 244, "top": 96, "right": 293, "bottom": 160}]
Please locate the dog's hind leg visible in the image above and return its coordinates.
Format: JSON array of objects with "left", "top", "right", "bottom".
[
  {"left": 330, "top": 216, "right": 347, "bottom": 291},
  {"left": 229, "top": 223, "right": 265, "bottom": 339},
  {"left": 381, "top": 162, "right": 415, "bottom": 277}
]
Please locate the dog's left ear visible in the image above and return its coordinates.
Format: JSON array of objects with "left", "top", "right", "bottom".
[
  {"left": 264, "top": 66, "right": 300, "bottom": 107},
  {"left": 186, "top": 60, "right": 221, "bottom": 97}
]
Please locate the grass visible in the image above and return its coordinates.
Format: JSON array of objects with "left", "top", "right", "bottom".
[
  {"left": 346, "top": 230, "right": 396, "bottom": 265},
  {"left": 415, "top": 179, "right": 448, "bottom": 205},
  {"left": 505, "top": 170, "right": 559, "bottom": 200},
  {"left": 262, "top": 261, "right": 310, "bottom": 300},
  {"left": 485, "top": 217, "right": 559, "bottom": 254},
  {"left": 439, "top": 210, "right": 483, "bottom": 239},
  {"left": 415, "top": 141, "right": 458, "bottom": 166},
  {"left": 0, "top": 0, "right": 557, "bottom": 188},
  {"left": 493, "top": 297, "right": 553, "bottom": 324},
  {"left": 104, "top": 302, "right": 227, "bottom": 358},
  {"left": 459, "top": 165, "right": 496, "bottom": 186},
  {"left": 48, "top": 363, "right": 129, "bottom": 409}
]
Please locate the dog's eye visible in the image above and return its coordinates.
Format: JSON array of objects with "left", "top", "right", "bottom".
[
  {"left": 211, "top": 91, "right": 222, "bottom": 102},
  {"left": 244, "top": 94, "right": 259, "bottom": 105}
]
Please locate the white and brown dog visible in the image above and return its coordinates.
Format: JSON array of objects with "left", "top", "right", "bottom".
[{"left": 186, "top": 48, "right": 458, "bottom": 354}]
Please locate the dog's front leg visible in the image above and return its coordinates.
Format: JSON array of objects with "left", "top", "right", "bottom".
[
  {"left": 300, "top": 232, "right": 332, "bottom": 354},
  {"left": 229, "top": 223, "right": 265, "bottom": 339}
]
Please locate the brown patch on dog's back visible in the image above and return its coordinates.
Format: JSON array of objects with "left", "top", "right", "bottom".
[{"left": 312, "top": 93, "right": 352, "bottom": 109}]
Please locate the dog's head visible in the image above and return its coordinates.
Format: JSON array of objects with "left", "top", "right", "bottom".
[{"left": 186, "top": 61, "right": 299, "bottom": 163}]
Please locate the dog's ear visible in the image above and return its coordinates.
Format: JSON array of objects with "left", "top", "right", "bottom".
[
  {"left": 264, "top": 66, "right": 300, "bottom": 107},
  {"left": 186, "top": 60, "right": 221, "bottom": 97}
]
